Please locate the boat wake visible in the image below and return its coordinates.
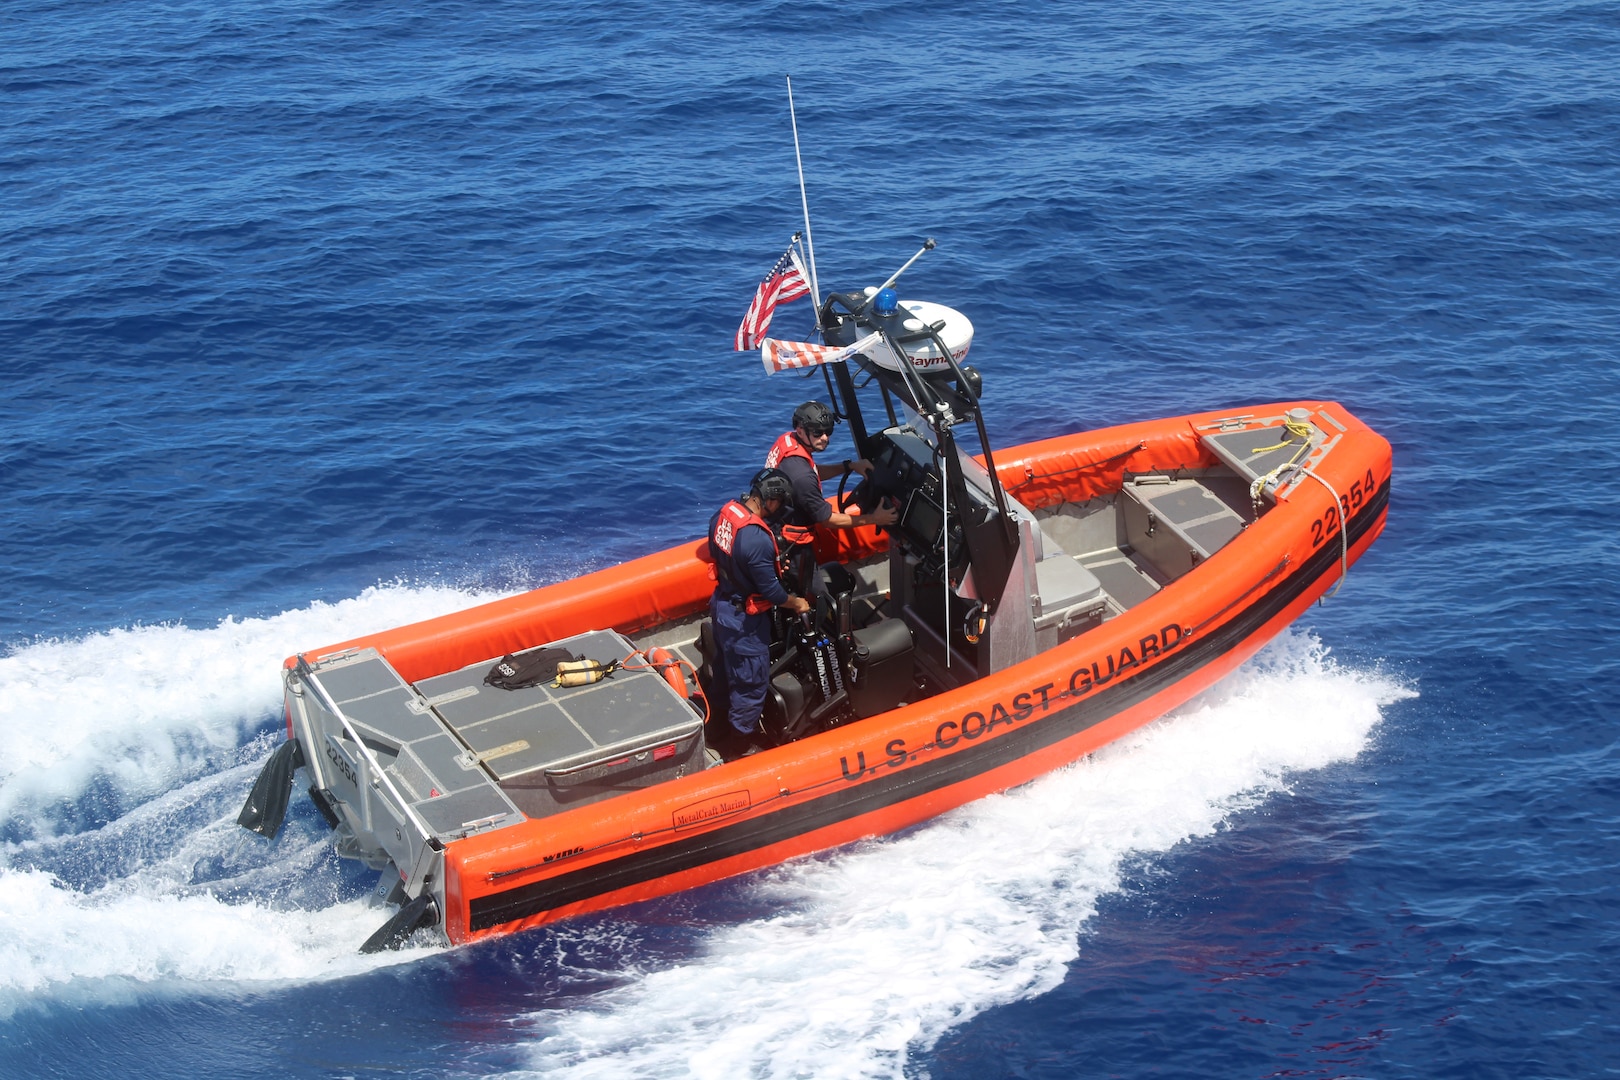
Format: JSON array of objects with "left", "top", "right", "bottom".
[
  {"left": 0, "top": 582, "right": 508, "bottom": 1014},
  {"left": 0, "top": 586, "right": 1410, "bottom": 1064},
  {"left": 512, "top": 628, "right": 1414, "bottom": 1079}
]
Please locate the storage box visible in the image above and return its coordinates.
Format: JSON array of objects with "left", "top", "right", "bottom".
[
  {"left": 847, "top": 618, "right": 916, "bottom": 719},
  {"left": 415, "top": 629, "right": 707, "bottom": 820},
  {"left": 1033, "top": 551, "right": 1108, "bottom": 650},
  {"left": 303, "top": 648, "right": 524, "bottom": 846},
  {"left": 1121, "top": 477, "right": 1247, "bottom": 581}
]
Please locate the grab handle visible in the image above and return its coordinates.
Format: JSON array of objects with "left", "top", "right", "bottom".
[{"left": 543, "top": 731, "right": 694, "bottom": 778}]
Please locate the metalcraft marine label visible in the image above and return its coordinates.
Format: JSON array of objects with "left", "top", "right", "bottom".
[{"left": 673, "top": 790, "right": 752, "bottom": 829}]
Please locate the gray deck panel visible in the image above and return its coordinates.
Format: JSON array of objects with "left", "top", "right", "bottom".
[
  {"left": 1186, "top": 516, "right": 1246, "bottom": 555},
  {"left": 559, "top": 676, "right": 700, "bottom": 750},
  {"left": 414, "top": 786, "right": 516, "bottom": 834},
  {"left": 1140, "top": 484, "right": 1233, "bottom": 528},
  {"left": 313, "top": 656, "right": 407, "bottom": 704},
  {"left": 457, "top": 704, "right": 597, "bottom": 780},
  {"left": 1202, "top": 424, "right": 1318, "bottom": 484},
  {"left": 340, "top": 690, "right": 443, "bottom": 742},
  {"left": 430, "top": 684, "right": 552, "bottom": 727},
  {"left": 409, "top": 733, "right": 487, "bottom": 795},
  {"left": 1084, "top": 556, "right": 1162, "bottom": 609}
]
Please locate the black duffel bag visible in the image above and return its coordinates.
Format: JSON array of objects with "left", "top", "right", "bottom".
[{"left": 483, "top": 646, "right": 580, "bottom": 690}]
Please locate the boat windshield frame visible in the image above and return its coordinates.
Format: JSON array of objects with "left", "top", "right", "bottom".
[{"left": 818, "top": 289, "right": 1018, "bottom": 552}]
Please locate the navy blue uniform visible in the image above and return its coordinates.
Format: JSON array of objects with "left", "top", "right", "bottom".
[
  {"left": 709, "top": 506, "right": 789, "bottom": 737},
  {"left": 777, "top": 454, "right": 833, "bottom": 529}
]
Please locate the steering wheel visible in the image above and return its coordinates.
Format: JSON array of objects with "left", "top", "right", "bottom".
[{"left": 836, "top": 466, "right": 871, "bottom": 512}]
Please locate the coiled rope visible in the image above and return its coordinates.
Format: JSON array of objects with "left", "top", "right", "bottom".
[
  {"left": 1246, "top": 415, "right": 1316, "bottom": 455},
  {"left": 1246, "top": 417, "right": 1315, "bottom": 515}
]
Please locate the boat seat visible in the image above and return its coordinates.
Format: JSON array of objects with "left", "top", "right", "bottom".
[
  {"left": 1032, "top": 527, "right": 1109, "bottom": 648},
  {"left": 696, "top": 617, "right": 718, "bottom": 684},
  {"left": 695, "top": 618, "right": 728, "bottom": 731}
]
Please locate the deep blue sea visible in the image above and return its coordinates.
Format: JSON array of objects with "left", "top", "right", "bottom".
[{"left": 4, "top": 1, "right": 1618, "bottom": 1076}]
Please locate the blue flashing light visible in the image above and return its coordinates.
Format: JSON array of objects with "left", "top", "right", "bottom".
[{"left": 874, "top": 287, "right": 899, "bottom": 316}]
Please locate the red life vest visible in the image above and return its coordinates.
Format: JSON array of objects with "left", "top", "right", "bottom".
[
  {"left": 708, "top": 499, "right": 782, "bottom": 615},
  {"left": 765, "top": 431, "right": 818, "bottom": 481}
]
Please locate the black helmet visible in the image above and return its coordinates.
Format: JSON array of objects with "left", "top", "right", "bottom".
[
  {"left": 792, "top": 400, "right": 836, "bottom": 436},
  {"left": 750, "top": 467, "right": 794, "bottom": 505}
]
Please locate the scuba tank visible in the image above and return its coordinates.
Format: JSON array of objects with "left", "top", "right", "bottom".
[{"left": 553, "top": 658, "right": 619, "bottom": 688}]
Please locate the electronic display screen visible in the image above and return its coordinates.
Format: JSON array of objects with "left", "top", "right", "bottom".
[{"left": 902, "top": 490, "right": 944, "bottom": 548}]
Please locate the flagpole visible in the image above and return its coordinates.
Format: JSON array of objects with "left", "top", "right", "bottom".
[{"left": 786, "top": 76, "right": 822, "bottom": 330}]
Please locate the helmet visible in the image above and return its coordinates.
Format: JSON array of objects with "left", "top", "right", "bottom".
[
  {"left": 792, "top": 400, "right": 836, "bottom": 436},
  {"left": 750, "top": 467, "right": 794, "bottom": 505}
]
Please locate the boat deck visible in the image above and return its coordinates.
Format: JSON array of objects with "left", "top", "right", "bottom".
[
  {"left": 633, "top": 459, "right": 1264, "bottom": 703},
  {"left": 300, "top": 628, "right": 707, "bottom": 842}
]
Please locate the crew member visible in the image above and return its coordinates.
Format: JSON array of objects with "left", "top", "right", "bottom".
[
  {"left": 707, "top": 468, "right": 811, "bottom": 756},
  {"left": 765, "top": 400, "right": 900, "bottom": 532}
]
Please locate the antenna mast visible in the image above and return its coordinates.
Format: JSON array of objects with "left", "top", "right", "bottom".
[{"left": 786, "top": 76, "right": 822, "bottom": 329}]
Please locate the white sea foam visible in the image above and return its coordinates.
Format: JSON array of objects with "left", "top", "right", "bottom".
[
  {"left": 0, "top": 867, "right": 425, "bottom": 1004},
  {"left": 513, "top": 628, "right": 1414, "bottom": 1079},
  {"left": 0, "top": 582, "right": 506, "bottom": 836},
  {"left": 0, "top": 583, "right": 502, "bottom": 1014},
  {"left": 0, "top": 759, "right": 445, "bottom": 1017}
]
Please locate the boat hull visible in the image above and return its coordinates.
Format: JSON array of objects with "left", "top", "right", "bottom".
[{"left": 286, "top": 401, "right": 1390, "bottom": 944}]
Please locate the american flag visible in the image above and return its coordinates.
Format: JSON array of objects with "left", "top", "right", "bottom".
[{"left": 734, "top": 245, "right": 811, "bottom": 351}]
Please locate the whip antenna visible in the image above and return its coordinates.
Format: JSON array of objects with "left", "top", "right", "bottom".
[
  {"left": 876, "top": 237, "right": 936, "bottom": 295},
  {"left": 787, "top": 76, "right": 822, "bottom": 328}
]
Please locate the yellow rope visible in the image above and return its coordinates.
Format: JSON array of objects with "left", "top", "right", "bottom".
[
  {"left": 1242, "top": 418, "right": 1350, "bottom": 601},
  {"left": 1247, "top": 419, "right": 1315, "bottom": 510},
  {"left": 1247, "top": 418, "right": 1315, "bottom": 455}
]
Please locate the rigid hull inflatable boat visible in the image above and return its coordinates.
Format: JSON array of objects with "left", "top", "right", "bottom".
[{"left": 239, "top": 271, "right": 1392, "bottom": 951}]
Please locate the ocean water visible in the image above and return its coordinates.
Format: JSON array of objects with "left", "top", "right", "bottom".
[{"left": 3, "top": 1, "right": 1616, "bottom": 1077}]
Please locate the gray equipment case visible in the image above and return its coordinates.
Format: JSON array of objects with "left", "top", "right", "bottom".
[
  {"left": 297, "top": 628, "right": 706, "bottom": 866},
  {"left": 417, "top": 629, "right": 706, "bottom": 819}
]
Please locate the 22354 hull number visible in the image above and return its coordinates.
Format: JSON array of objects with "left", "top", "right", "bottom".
[{"left": 1311, "top": 468, "right": 1379, "bottom": 548}]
